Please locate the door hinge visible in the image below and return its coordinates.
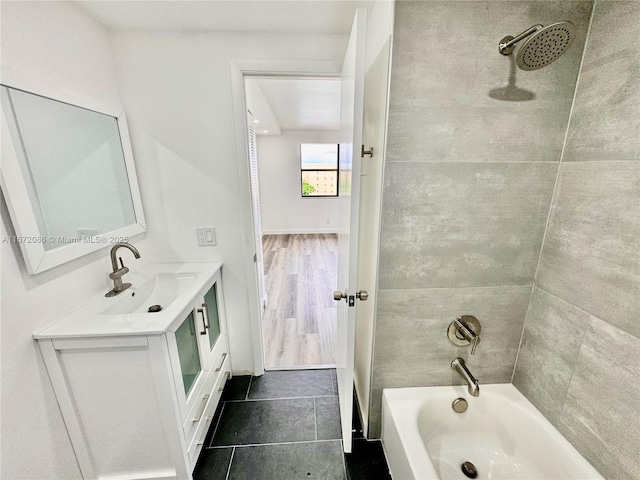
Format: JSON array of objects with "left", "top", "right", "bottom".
[{"left": 253, "top": 253, "right": 257, "bottom": 263}]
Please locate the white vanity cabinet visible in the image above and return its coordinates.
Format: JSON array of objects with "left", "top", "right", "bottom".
[
  {"left": 167, "top": 269, "right": 230, "bottom": 467},
  {"left": 34, "top": 263, "right": 230, "bottom": 480}
]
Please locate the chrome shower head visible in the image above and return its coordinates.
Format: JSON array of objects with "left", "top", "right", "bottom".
[
  {"left": 499, "top": 21, "right": 575, "bottom": 71},
  {"left": 517, "top": 22, "right": 575, "bottom": 70}
]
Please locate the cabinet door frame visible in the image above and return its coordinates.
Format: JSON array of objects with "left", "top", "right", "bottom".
[
  {"left": 166, "top": 299, "right": 210, "bottom": 422},
  {"left": 195, "top": 268, "right": 229, "bottom": 371}
]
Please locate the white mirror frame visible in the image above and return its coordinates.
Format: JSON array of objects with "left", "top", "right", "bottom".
[{"left": 0, "top": 69, "right": 146, "bottom": 274}]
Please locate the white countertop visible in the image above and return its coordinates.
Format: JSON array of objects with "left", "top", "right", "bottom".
[{"left": 34, "top": 262, "right": 222, "bottom": 339}]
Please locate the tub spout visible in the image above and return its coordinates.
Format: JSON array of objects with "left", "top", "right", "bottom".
[{"left": 451, "top": 358, "right": 480, "bottom": 397}]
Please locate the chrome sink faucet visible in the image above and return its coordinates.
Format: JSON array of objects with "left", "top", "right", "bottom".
[
  {"left": 105, "top": 242, "right": 141, "bottom": 297},
  {"left": 452, "top": 358, "right": 480, "bottom": 397}
]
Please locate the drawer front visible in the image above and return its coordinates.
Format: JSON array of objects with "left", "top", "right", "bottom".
[
  {"left": 181, "top": 333, "right": 227, "bottom": 427},
  {"left": 183, "top": 347, "right": 230, "bottom": 447},
  {"left": 187, "top": 355, "right": 231, "bottom": 471}
]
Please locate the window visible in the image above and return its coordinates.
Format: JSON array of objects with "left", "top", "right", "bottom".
[{"left": 300, "top": 143, "right": 339, "bottom": 197}]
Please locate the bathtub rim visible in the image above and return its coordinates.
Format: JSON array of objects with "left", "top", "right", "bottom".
[{"left": 380, "top": 383, "right": 603, "bottom": 480}]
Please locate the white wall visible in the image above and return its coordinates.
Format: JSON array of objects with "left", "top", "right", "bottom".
[
  {"left": 257, "top": 131, "right": 340, "bottom": 234},
  {"left": 109, "top": 32, "right": 347, "bottom": 374},
  {"left": 0, "top": 3, "right": 153, "bottom": 479},
  {"left": 1, "top": 4, "right": 348, "bottom": 478}
]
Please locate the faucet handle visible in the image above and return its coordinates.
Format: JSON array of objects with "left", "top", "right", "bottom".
[
  {"left": 109, "top": 266, "right": 130, "bottom": 280},
  {"left": 459, "top": 322, "right": 480, "bottom": 355},
  {"left": 471, "top": 335, "right": 479, "bottom": 355},
  {"left": 448, "top": 315, "right": 482, "bottom": 354}
]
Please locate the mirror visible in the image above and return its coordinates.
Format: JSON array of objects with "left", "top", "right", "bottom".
[{"left": 1, "top": 76, "right": 146, "bottom": 274}]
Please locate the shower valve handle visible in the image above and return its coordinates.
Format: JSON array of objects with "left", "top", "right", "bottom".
[
  {"left": 448, "top": 316, "right": 482, "bottom": 354},
  {"left": 455, "top": 318, "right": 481, "bottom": 355}
]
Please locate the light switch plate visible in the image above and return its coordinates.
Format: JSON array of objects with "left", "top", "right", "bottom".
[{"left": 196, "top": 227, "right": 216, "bottom": 246}]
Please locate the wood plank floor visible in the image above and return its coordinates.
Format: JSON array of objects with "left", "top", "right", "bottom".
[{"left": 261, "top": 234, "right": 338, "bottom": 369}]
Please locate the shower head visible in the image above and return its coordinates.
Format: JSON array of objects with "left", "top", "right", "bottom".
[{"left": 499, "top": 21, "right": 575, "bottom": 71}]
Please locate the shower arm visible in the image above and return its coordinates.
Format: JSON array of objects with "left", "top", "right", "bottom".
[{"left": 499, "top": 24, "right": 543, "bottom": 55}]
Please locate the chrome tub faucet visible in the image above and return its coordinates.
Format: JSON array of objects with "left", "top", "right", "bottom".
[
  {"left": 105, "top": 242, "right": 141, "bottom": 297},
  {"left": 452, "top": 358, "right": 480, "bottom": 397}
]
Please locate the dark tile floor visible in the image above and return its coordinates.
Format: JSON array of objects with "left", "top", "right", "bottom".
[{"left": 194, "top": 369, "right": 391, "bottom": 480}]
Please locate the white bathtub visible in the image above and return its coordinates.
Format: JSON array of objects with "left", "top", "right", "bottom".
[{"left": 381, "top": 384, "right": 602, "bottom": 480}]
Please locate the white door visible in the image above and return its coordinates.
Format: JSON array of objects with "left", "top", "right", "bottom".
[
  {"left": 247, "top": 111, "right": 267, "bottom": 311},
  {"left": 335, "top": 9, "right": 366, "bottom": 454}
]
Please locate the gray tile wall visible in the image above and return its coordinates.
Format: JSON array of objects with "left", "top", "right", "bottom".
[
  {"left": 536, "top": 161, "right": 640, "bottom": 336},
  {"left": 563, "top": 1, "right": 640, "bottom": 162},
  {"left": 513, "top": 2, "right": 640, "bottom": 478},
  {"left": 369, "top": 286, "right": 531, "bottom": 434},
  {"left": 379, "top": 162, "right": 558, "bottom": 289},
  {"left": 369, "top": 0, "right": 593, "bottom": 437}
]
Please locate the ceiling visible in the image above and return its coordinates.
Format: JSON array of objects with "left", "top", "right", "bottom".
[
  {"left": 74, "top": 0, "right": 373, "bottom": 34},
  {"left": 246, "top": 77, "right": 341, "bottom": 134},
  {"left": 73, "top": 1, "right": 348, "bottom": 135}
]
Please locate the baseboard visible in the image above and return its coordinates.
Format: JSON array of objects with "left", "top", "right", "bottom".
[{"left": 262, "top": 229, "right": 338, "bottom": 235}]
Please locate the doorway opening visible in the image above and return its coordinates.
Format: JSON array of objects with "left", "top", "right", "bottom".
[{"left": 244, "top": 75, "right": 341, "bottom": 370}]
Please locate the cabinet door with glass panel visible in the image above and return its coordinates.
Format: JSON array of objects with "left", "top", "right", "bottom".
[
  {"left": 195, "top": 269, "right": 227, "bottom": 371},
  {"left": 166, "top": 269, "right": 228, "bottom": 420},
  {"left": 167, "top": 303, "right": 208, "bottom": 419}
]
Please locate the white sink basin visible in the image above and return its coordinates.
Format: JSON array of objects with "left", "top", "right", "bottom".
[
  {"left": 101, "top": 272, "right": 199, "bottom": 315},
  {"left": 33, "top": 263, "right": 221, "bottom": 339}
]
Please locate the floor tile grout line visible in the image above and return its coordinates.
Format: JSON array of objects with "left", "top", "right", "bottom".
[
  {"left": 340, "top": 439, "right": 348, "bottom": 480},
  {"left": 314, "top": 397, "right": 318, "bottom": 441},
  {"left": 208, "top": 439, "right": 341, "bottom": 449},
  {"left": 224, "top": 394, "right": 336, "bottom": 403},
  {"left": 245, "top": 376, "right": 253, "bottom": 400},
  {"left": 224, "top": 446, "right": 235, "bottom": 480},
  {"left": 208, "top": 401, "right": 227, "bottom": 448}
]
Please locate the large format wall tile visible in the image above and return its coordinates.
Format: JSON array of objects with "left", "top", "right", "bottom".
[
  {"left": 513, "top": 5, "right": 640, "bottom": 477},
  {"left": 387, "top": 106, "right": 571, "bottom": 164},
  {"left": 379, "top": 162, "right": 557, "bottom": 289},
  {"left": 368, "top": 285, "right": 530, "bottom": 437},
  {"left": 558, "top": 318, "right": 640, "bottom": 479},
  {"left": 386, "top": 0, "right": 592, "bottom": 164},
  {"left": 513, "top": 287, "right": 591, "bottom": 423},
  {"left": 564, "top": 1, "right": 640, "bottom": 162},
  {"left": 536, "top": 161, "right": 640, "bottom": 338}
]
